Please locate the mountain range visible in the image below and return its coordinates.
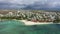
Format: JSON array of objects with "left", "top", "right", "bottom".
[{"left": 0, "top": 1, "right": 60, "bottom": 10}]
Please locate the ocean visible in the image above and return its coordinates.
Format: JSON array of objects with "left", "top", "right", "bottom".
[{"left": 0, "top": 20, "right": 60, "bottom": 34}]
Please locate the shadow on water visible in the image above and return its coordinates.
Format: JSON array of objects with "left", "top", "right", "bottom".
[{"left": 0, "top": 20, "right": 60, "bottom": 34}]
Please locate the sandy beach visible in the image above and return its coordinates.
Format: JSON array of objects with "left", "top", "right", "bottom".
[
  {"left": 19, "top": 20, "right": 53, "bottom": 25},
  {"left": 13, "top": 19, "right": 60, "bottom": 25}
]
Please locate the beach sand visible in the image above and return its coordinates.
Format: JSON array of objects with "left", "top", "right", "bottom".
[
  {"left": 13, "top": 19, "right": 60, "bottom": 25},
  {"left": 19, "top": 20, "right": 53, "bottom": 25}
]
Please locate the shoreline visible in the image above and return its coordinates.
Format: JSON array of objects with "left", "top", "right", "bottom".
[
  {"left": 18, "top": 20, "right": 54, "bottom": 25},
  {"left": 13, "top": 19, "right": 60, "bottom": 25}
]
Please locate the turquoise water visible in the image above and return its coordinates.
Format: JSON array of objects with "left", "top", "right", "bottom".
[{"left": 0, "top": 20, "right": 60, "bottom": 34}]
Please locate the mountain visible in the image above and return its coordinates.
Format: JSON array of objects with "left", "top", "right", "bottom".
[{"left": 0, "top": 1, "right": 60, "bottom": 10}]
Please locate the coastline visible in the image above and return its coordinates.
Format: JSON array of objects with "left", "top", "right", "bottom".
[
  {"left": 18, "top": 20, "right": 54, "bottom": 25},
  {"left": 13, "top": 19, "right": 60, "bottom": 25}
]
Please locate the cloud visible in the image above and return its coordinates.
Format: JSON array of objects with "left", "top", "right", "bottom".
[
  {"left": 0, "top": 0, "right": 60, "bottom": 9},
  {"left": 31, "top": 0, "right": 60, "bottom": 9},
  {"left": 0, "top": 0, "right": 40, "bottom": 5}
]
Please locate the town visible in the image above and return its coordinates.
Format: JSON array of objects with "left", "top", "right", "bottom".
[{"left": 0, "top": 10, "right": 60, "bottom": 23}]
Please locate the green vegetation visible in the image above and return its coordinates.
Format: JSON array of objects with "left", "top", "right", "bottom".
[{"left": 53, "top": 16, "right": 60, "bottom": 23}]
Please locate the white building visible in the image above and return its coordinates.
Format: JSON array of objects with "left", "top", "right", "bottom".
[
  {"left": 0, "top": 14, "right": 4, "bottom": 17},
  {"left": 6, "top": 12, "right": 13, "bottom": 17}
]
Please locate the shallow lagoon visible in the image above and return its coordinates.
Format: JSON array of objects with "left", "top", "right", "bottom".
[{"left": 0, "top": 20, "right": 60, "bottom": 34}]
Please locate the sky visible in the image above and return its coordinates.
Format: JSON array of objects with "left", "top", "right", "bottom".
[{"left": 0, "top": 0, "right": 60, "bottom": 9}]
